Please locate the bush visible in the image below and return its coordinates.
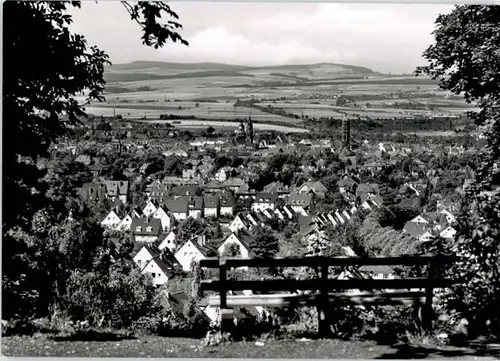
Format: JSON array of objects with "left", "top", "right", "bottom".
[
  {"left": 65, "top": 260, "right": 158, "bottom": 329},
  {"left": 1, "top": 319, "right": 37, "bottom": 337},
  {"left": 132, "top": 299, "right": 210, "bottom": 338}
]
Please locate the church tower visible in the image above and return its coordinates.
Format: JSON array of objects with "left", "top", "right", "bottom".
[
  {"left": 341, "top": 115, "right": 351, "bottom": 151},
  {"left": 247, "top": 116, "right": 254, "bottom": 144}
]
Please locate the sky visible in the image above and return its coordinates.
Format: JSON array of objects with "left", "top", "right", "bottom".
[{"left": 69, "top": 2, "right": 455, "bottom": 74}]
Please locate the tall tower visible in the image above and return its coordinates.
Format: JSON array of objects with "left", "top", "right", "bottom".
[
  {"left": 341, "top": 115, "right": 351, "bottom": 151},
  {"left": 247, "top": 116, "right": 254, "bottom": 144}
]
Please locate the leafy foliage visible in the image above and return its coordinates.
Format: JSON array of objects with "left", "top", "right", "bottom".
[
  {"left": 250, "top": 226, "right": 280, "bottom": 258},
  {"left": 417, "top": 5, "right": 500, "bottom": 336},
  {"left": 65, "top": 259, "right": 158, "bottom": 329},
  {"left": 2, "top": 0, "right": 187, "bottom": 323}
]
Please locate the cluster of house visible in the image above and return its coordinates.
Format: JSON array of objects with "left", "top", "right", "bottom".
[
  {"left": 402, "top": 203, "right": 457, "bottom": 241},
  {"left": 80, "top": 180, "right": 130, "bottom": 204}
]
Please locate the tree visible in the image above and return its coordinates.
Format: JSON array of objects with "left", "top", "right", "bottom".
[
  {"left": 206, "top": 126, "right": 215, "bottom": 135},
  {"left": 176, "top": 218, "right": 206, "bottom": 244},
  {"left": 250, "top": 226, "right": 279, "bottom": 258},
  {"left": 3, "top": 1, "right": 187, "bottom": 321},
  {"left": 221, "top": 243, "right": 241, "bottom": 258},
  {"left": 65, "top": 258, "right": 158, "bottom": 329},
  {"left": 416, "top": 5, "right": 500, "bottom": 336}
]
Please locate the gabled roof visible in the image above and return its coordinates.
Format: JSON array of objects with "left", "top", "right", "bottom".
[
  {"left": 220, "top": 196, "right": 236, "bottom": 207},
  {"left": 179, "top": 238, "right": 216, "bottom": 257},
  {"left": 188, "top": 196, "right": 204, "bottom": 210},
  {"left": 80, "top": 182, "right": 107, "bottom": 199},
  {"left": 403, "top": 221, "right": 428, "bottom": 238},
  {"left": 253, "top": 211, "right": 268, "bottom": 223},
  {"left": 359, "top": 265, "right": 394, "bottom": 275},
  {"left": 287, "top": 192, "right": 313, "bottom": 207},
  {"left": 219, "top": 231, "right": 254, "bottom": 254},
  {"left": 169, "top": 185, "right": 199, "bottom": 197},
  {"left": 203, "top": 195, "right": 219, "bottom": 208},
  {"left": 163, "top": 196, "right": 189, "bottom": 214},
  {"left": 104, "top": 207, "right": 126, "bottom": 220},
  {"left": 255, "top": 192, "right": 278, "bottom": 204},
  {"left": 223, "top": 177, "right": 245, "bottom": 188},
  {"left": 104, "top": 180, "right": 129, "bottom": 196},
  {"left": 232, "top": 213, "right": 252, "bottom": 229},
  {"left": 163, "top": 147, "right": 188, "bottom": 156},
  {"left": 298, "top": 181, "right": 328, "bottom": 193},
  {"left": 338, "top": 177, "right": 359, "bottom": 188},
  {"left": 205, "top": 180, "right": 223, "bottom": 189},
  {"left": 263, "top": 181, "right": 290, "bottom": 194},
  {"left": 236, "top": 183, "right": 255, "bottom": 195},
  {"left": 131, "top": 218, "right": 162, "bottom": 235}
]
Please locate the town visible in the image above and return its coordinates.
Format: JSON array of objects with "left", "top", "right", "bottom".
[
  {"left": 3, "top": 2, "right": 499, "bottom": 359},
  {"left": 51, "top": 110, "right": 482, "bottom": 327}
]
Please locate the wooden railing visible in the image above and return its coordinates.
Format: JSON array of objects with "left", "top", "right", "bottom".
[{"left": 199, "top": 255, "right": 455, "bottom": 335}]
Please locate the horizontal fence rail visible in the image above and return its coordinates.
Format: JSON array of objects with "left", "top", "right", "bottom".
[
  {"left": 200, "top": 278, "right": 454, "bottom": 292},
  {"left": 199, "top": 254, "right": 453, "bottom": 268},
  {"left": 204, "top": 291, "right": 433, "bottom": 308},
  {"left": 199, "top": 254, "right": 455, "bottom": 335}
]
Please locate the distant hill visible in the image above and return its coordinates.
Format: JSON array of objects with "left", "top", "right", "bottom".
[
  {"left": 252, "top": 62, "right": 376, "bottom": 74},
  {"left": 105, "top": 61, "right": 379, "bottom": 83},
  {"left": 109, "top": 61, "right": 252, "bottom": 72},
  {"left": 104, "top": 70, "right": 255, "bottom": 83}
]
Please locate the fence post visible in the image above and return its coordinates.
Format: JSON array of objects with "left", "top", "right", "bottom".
[
  {"left": 317, "top": 258, "right": 330, "bottom": 337},
  {"left": 218, "top": 257, "right": 234, "bottom": 334},
  {"left": 423, "top": 257, "right": 435, "bottom": 331}
]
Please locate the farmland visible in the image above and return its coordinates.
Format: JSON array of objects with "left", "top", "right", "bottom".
[{"left": 87, "top": 61, "right": 478, "bottom": 133}]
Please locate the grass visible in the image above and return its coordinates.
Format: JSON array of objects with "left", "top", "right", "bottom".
[{"left": 2, "top": 335, "right": 499, "bottom": 359}]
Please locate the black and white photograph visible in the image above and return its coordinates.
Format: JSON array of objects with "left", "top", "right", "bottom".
[{"left": 2, "top": 1, "right": 500, "bottom": 359}]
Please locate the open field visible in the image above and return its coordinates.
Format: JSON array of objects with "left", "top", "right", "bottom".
[
  {"left": 89, "top": 61, "right": 478, "bottom": 134},
  {"left": 87, "top": 101, "right": 301, "bottom": 123},
  {"left": 2, "top": 335, "right": 499, "bottom": 359},
  {"left": 134, "top": 119, "right": 310, "bottom": 133}
]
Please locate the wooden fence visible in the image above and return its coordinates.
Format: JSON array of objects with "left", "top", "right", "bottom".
[{"left": 199, "top": 254, "right": 455, "bottom": 336}]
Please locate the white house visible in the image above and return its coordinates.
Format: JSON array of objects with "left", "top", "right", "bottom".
[
  {"left": 335, "top": 210, "right": 346, "bottom": 224},
  {"left": 342, "top": 210, "right": 352, "bottom": 221},
  {"left": 133, "top": 246, "right": 157, "bottom": 269},
  {"left": 174, "top": 236, "right": 214, "bottom": 272},
  {"left": 163, "top": 198, "right": 188, "bottom": 221},
  {"left": 440, "top": 226, "right": 456, "bottom": 240},
  {"left": 204, "top": 196, "right": 219, "bottom": 218},
  {"left": 438, "top": 208, "right": 456, "bottom": 224},
  {"left": 327, "top": 213, "right": 338, "bottom": 227},
  {"left": 246, "top": 213, "right": 259, "bottom": 227},
  {"left": 287, "top": 193, "right": 312, "bottom": 216},
  {"left": 158, "top": 231, "right": 177, "bottom": 253},
  {"left": 257, "top": 209, "right": 269, "bottom": 219},
  {"left": 220, "top": 197, "right": 235, "bottom": 217},
  {"left": 283, "top": 206, "right": 294, "bottom": 219},
  {"left": 142, "top": 258, "right": 172, "bottom": 287},
  {"left": 409, "top": 214, "right": 431, "bottom": 225},
  {"left": 252, "top": 193, "right": 277, "bottom": 212},
  {"left": 229, "top": 214, "right": 249, "bottom": 233},
  {"left": 143, "top": 201, "right": 158, "bottom": 218},
  {"left": 188, "top": 197, "right": 204, "bottom": 219},
  {"left": 217, "top": 232, "right": 253, "bottom": 259},
  {"left": 116, "top": 213, "right": 134, "bottom": 231},
  {"left": 131, "top": 217, "right": 162, "bottom": 243},
  {"left": 133, "top": 247, "right": 169, "bottom": 286},
  {"left": 419, "top": 230, "right": 434, "bottom": 242},
  {"left": 215, "top": 167, "right": 230, "bottom": 182},
  {"left": 274, "top": 208, "right": 285, "bottom": 221},
  {"left": 359, "top": 265, "right": 395, "bottom": 280},
  {"left": 101, "top": 209, "right": 122, "bottom": 229},
  {"left": 152, "top": 206, "right": 172, "bottom": 231}
]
